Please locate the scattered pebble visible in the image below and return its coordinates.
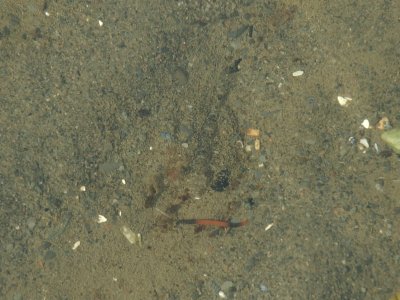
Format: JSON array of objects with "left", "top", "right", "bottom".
[{"left": 79, "top": 185, "right": 86, "bottom": 192}]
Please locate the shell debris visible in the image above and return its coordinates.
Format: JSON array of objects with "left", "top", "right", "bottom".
[
  {"left": 361, "top": 119, "right": 370, "bottom": 129},
  {"left": 246, "top": 128, "right": 260, "bottom": 138},
  {"left": 265, "top": 223, "right": 274, "bottom": 231},
  {"left": 254, "top": 138, "right": 261, "bottom": 151},
  {"left": 246, "top": 128, "right": 261, "bottom": 151},
  {"left": 72, "top": 241, "right": 81, "bottom": 251},
  {"left": 121, "top": 225, "right": 142, "bottom": 246},
  {"left": 292, "top": 70, "right": 304, "bottom": 77},
  {"left": 359, "top": 138, "right": 369, "bottom": 152},
  {"left": 96, "top": 215, "right": 107, "bottom": 223},
  {"left": 337, "top": 96, "right": 352, "bottom": 107},
  {"left": 376, "top": 117, "right": 391, "bottom": 130}
]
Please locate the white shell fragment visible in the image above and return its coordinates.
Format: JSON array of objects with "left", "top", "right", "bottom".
[
  {"left": 292, "top": 70, "right": 304, "bottom": 77},
  {"left": 254, "top": 138, "right": 261, "bottom": 151},
  {"left": 218, "top": 291, "right": 227, "bottom": 299},
  {"left": 359, "top": 138, "right": 369, "bottom": 149},
  {"left": 361, "top": 119, "right": 370, "bottom": 129},
  {"left": 337, "top": 96, "right": 352, "bottom": 107},
  {"left": 374, "top": 143, "right": 379, "bottom": 154},
  {"left": 96, "top": 215, "right": 107, "bottom": 223},
  {"left": 121, "top": 225, "right": 142, "bottom": 246},
  {"left": 79, "top": 185, "right": 86, "bottom": 192},
  {"left": 72, "top": 241, "right": 81, "bottom": 250},
  {"left": 265, "top": 223, "right": 274, "bottom": 231}
]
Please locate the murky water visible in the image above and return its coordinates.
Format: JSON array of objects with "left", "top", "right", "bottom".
[{"left": 1, "top": 0, "right": 399, "bottom": 299}]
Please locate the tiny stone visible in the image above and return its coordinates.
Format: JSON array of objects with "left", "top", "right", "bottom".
[
  {"left": 27, "top": 217, "right": 36, "bottom": 230},
  {"left": 260, "top": 283, "right": 268, "bottom": 292},
  {"left": 220, "top": 280, "right": 235, "bottom": 294}
]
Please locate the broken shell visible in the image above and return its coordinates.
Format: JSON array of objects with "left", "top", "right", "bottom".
[
  {"left": 361, "top": 119, "right": 370, "bottom": 129},
  {"left": 381, "top": 128, "right": 400, "bottom": 154},
  {"left": 96, "top": 215, "right": 107, "bottom": 223},
  {"left": 359, "top": 138, "right": 369, "bottom": 149},
  {"left": 337, "top": 96, "right": 352, "bottom": 107},
  {"left": 292, "top": 70, "right": 304, "bottom": 77},
  {"left": 121, "top": 225, "right": 142, "bottom": 245},
  {"left": 254, "top": 138, "right": 260, "bottom": 151},
  {"left": 376, "top": 117, "right": 391, "bottom": 130},
  {"left": 72, "top": 241, "right": 81, "bottom": 250},
  {"left": 246, "top": 128, "right": 260, "bottom": 138}
]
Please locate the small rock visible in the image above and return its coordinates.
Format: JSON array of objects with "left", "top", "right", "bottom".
[
  {"left": 27, "top": 217, "right": 36, "bottom": 230},
  {"left": 260, "top": 283, "right": 268, "bottom": 292}
]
